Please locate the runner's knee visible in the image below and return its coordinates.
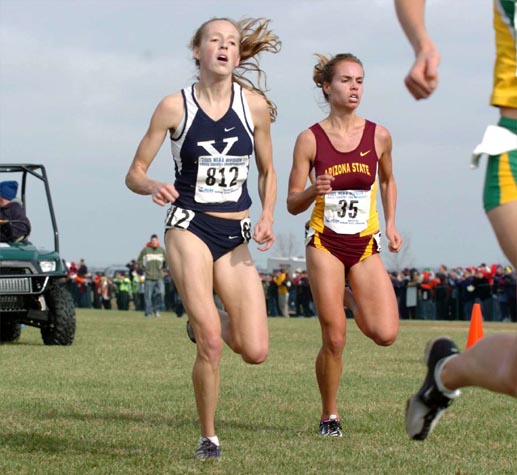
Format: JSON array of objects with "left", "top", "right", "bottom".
[
  {"left": 366, "top": 326, "right": 398, "bottom": 346},
  {"left": 323, "top": 332, "right": 346, "bottom": 356},
  {"left": 371, "top": 333, "right": 397, "bottom": 347},
  {"left": 197, "top": 334, "right": 224, "bottom": 363},
  {"left": 241, "top": 345, "right": 268, "bottom": 364}
]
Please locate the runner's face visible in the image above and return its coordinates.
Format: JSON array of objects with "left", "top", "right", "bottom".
[
  {"left": 324, "top": 60, "right": 364, "bottom": 109},
  {"left": 194, "top": 20, "right": 240, "bottom": 75}
]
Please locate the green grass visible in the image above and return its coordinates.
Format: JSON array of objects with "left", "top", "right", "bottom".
[{"left": 0, "top": 310, "right": 515, "bottom": 475}]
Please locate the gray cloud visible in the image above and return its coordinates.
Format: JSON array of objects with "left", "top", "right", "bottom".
[{"left": 0, "top": 0, "right": 506, "bottom": 270}]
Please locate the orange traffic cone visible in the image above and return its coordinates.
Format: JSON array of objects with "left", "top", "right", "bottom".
[{"left": 466, "top": 302, "right": 484, "bottom": 349}]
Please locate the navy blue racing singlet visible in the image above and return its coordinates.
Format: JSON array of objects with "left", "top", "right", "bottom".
[{"left": 170, "top": 82, "right": 255, "bottom": 213}]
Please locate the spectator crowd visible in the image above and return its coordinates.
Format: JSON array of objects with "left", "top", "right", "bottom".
[
  {"left": 388, "top": 264, "right": 516, "bottom": 322},
  {"left": 66, "top": 259, "right": 185, "bottom": 316},
  {"left": 65, "top": 257, "right": 516, "bottom": 323}
]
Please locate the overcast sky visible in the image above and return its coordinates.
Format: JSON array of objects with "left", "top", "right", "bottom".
[{"left": 0, "top": 0, "right": 507, "bottom": 272}]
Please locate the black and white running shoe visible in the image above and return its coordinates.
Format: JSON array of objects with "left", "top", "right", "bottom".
[
  {"left": 319, "top": 415, "right": 343, "bottom": 437},
  {"left": 406, "top": 337, "right": 461, "bottom": 441},
  {"left": 195, "top": 437, "right": 221, "bottom": 461}
]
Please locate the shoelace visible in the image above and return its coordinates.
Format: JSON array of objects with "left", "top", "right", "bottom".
[
  {"left": 327, "top": 420, "right": 341, "bottom": 433},
  {"left": 198, "top": 439, "right": 220, "bottom": 458}
]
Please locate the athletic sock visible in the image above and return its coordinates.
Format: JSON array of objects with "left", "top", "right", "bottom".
[
  {"left": 434, "top": 355, "right": 461, "bottom": 399},
  {"left": 207, "top": 435, "right": 220, "bottom": 446}
]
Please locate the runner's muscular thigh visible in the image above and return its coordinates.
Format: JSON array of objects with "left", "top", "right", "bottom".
[
  {"left": 348, "top": 255, "right": 399, "bottom": 340},
  {"left": 165, "top": 229, "right": 219, "bottom": 317},
  {"left": 213, "top": 244, "right": 268, "bottom": 344}
]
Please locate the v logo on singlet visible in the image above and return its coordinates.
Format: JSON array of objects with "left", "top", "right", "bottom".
[{"left": 197, "top": 137, "right": 239, "bottom": 156}]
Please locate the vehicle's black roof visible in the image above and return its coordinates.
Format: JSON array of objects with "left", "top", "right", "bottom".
[{"left": 0, "top": 164, "right": 45, "bottom": 173}]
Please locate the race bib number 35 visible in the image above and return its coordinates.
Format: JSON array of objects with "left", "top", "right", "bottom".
[
  {"left": 324, "top": 190, "right": 371, "bottom": 234},
  {"left": 195, "top": 155, "right": 249, "bottom": 204}
]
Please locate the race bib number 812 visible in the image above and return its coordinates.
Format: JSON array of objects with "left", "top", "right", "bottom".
[{"left": 195, "top": 155, "right": 249, "bottom": 204}]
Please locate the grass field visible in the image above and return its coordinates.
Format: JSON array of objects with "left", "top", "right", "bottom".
[{"left": 0, "top": 310, "right": 515, "bottom": 475}]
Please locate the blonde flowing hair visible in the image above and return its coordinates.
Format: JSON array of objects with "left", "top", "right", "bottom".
[
  {"left": 313, "top": 53, "right": 363, "bottom": 102},
  {"left": 190, "top": 17, "right": 281, "bottom": 122}
]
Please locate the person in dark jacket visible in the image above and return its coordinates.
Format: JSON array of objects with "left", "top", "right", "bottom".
[{"left": 0, "top": 181, "right": 31, "bottom": 242}]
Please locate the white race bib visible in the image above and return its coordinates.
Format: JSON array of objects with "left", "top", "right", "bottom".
[
  {"left": 324, "top": 190, "right": 370, "bottom": 234},
  {"left": 165, "top": 205, "right": 195, "bottom": 230},
  {"left": 195, "top": 155, "right": 249, "bottom": 203}
]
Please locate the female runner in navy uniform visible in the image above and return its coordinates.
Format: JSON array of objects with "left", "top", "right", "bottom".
[
  {"left": 287, "top": 53, "right": 403, "bottom": 437},
  {"left": 126, "top": 18, "right": 280, "bottom": 460}
]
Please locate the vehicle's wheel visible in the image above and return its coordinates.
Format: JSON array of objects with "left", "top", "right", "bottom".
[
  {"left": 0, "top": 317, "right": 22, "bottom": 343},
  {"left": 41, "top": 284, "right": 76, "bottom": 345}
]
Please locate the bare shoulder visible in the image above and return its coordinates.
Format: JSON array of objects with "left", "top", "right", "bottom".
[
  {"left": 159, "top": 91, "right": 183, "bottom": 105},
  {"left": 374, "top": 123, "right": 393, "bottom": 154},
  {"left": 153, "top": 91, "right": 184, "bottom": 130},
  {"left": 293, "top": 128, "right": 316, "bottom": 162},
  {"left": 243, "top": 88, "right": 269, "bottom": 118},
  {"left": 374, "top": 123, "right": 392, "bottom": 143},
  {"left": 296, "top": 128, "right": 316, "bottom": 147},
  {"left": 156, "top": 92, "right": 184, "bottom": 118}
]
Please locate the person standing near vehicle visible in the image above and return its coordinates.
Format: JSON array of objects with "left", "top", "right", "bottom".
[
  {"left": 287, "top": 53, "right": 403, "bottom": 437},
  {"left": 126, "top": 17, "right": 280, "bottom": 460},
  {"left": 0, "top": 181, "right": 31, "bottom": 242},
  {"left": 137, "top": 234, "right": 167, "bottom": 318}
]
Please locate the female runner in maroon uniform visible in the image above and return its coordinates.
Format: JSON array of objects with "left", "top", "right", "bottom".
[{"left": 287, "top": 53, "right": 403, "bottom": 436}]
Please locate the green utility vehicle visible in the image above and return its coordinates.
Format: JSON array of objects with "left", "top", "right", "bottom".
[{"left": 0, "top": 164, "right": 75, "bottom": 345}]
